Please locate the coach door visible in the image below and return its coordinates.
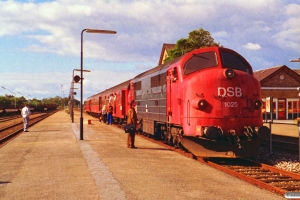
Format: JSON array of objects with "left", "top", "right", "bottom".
[
  {"left": 99, "top": 97, "right": 102, "bottom": 112},
  {"left": 278, "top": 98, "right": 286, "bottom": 120}
]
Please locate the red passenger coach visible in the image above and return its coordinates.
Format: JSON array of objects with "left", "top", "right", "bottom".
[
  {"left": 85, "top": 80, "right": 131, "bottom": 124},
  {"left": 86, "top": 47, "right": 270, "bottom": 157}
]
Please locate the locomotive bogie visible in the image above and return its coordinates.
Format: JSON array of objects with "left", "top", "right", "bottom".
[{"left": 180, "top": 136, "right": 261, "bottom": 157}]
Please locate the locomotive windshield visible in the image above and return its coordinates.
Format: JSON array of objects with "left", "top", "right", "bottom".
[
  {"left": 220, "top": 51, "right": 252, "bottom": 74},
  {"left": 183, "top": 52, "right": 218, "bottom": 75}
]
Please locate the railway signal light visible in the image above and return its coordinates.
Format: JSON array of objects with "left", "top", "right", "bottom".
[
  {"left": 73, "top": 92, "right": 77, "bottom": 95},
  {"left": 74, "top": 75, "right": 81, "bottom": 83}
]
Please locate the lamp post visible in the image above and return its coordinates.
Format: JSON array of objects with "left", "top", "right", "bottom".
[
  {"left": 1, "top": 86, "right": 16, "bottom": 108},
  {"left": 80, "top": 28, "right": 117, "bottom": 140},
  {"left": 70, "top": 86, "right": 78, "bottom": 122},
  {"left": 71, "top": 68, "right": 88, "bottom": 123},
  {"left": 290, "top": 58, "right": 300, "bottom": 62}
]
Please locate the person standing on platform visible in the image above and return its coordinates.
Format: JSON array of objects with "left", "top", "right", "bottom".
[
  {"left": 100, "top": 105, "right": 107, "bottom": 123},
  {"left": 107, "top": 103, "right": 113, "bottom": 125},
  {"left": 21, "top": 103, "right": 31, "bottom": 132},
  {"left": 127, "top": 100, "right": 137, "bottom": 148}
]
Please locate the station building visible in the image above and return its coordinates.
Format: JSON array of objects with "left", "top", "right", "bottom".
[
  {"left": 159, "top": 43, "right": 300, "bottom": 120},
  {"left": 254, "top": 65, "right": 300, "bottom": 120}
]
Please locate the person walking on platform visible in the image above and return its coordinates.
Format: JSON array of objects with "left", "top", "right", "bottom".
[
  {"left": 107, "top": 103, "right": 113, "bottom": 125},
  {"left": 127, "top": 100, "right": 137, "bottom": 148},
  {"left": 21, "top": 103, "right": 31, "bottom": 132}
]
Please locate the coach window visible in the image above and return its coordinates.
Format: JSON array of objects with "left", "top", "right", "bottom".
[
  {"left": 183, "top": 52, "right": 218, "bottom": 75},
  {"left": 220, "top": 51, "right": 252, "bottom": 74}
]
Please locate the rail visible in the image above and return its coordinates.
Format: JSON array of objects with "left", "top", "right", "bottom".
[{"left": 0, "top": 111, "right": 58, "bottom": 147}]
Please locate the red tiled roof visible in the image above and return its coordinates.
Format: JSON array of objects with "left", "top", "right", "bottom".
[
  {"left": 293, "top": 69, "right": 300, "bottom": 76},
  {"left": 253, "top": 66, "right": 284, "bottom": 81},
  {"left": 158, "top": 43, "right": 176, "bottom": 65}
]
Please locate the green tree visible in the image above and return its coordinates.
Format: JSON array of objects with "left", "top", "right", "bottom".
[{"left": 164, "top": 28, "right": 221, "bottom": 62}]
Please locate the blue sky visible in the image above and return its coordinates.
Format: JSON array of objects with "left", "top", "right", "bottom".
[{"left": 0, "top": 0, "right": 299, "bottom": 101}]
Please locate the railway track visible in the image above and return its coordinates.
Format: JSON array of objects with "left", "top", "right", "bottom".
[
  {"left": 0, "top": 115, "right": 20, "bottom": 123},
  {"left": 199, "top": 158, "right": 300, "bottom": 196},
  {"left": 0, "top": 111, "right": 57, "bottom": 147},
  {"left": 261, "top": 134, "right": 299, "bottom": 153},
  {"left": 134, "top": 132, "right": 300, "bottom": 198}
]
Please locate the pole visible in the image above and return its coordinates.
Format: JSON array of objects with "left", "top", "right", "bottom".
[
  {"left": 72, "top": 81, "right": 74, "bottom": 123},
  {"left": 79, "top": 28, "right": 117, "bottom": 140},
  {"left": 80, "top": 29, "right": 85, "bottom": 140},
  {"left": 298, "top": 123, "right": 300, "bottom": 161}
]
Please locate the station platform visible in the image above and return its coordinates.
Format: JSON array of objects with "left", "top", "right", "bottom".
[{"left": 0, "top": 110, "right": 284, "bottom": 199}]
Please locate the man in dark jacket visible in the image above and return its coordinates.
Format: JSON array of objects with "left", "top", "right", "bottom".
[
  {"left": 107, "top": 104, "right": 113, "bottom": 125},
  {"left": 127, "top": 100, "right": 137, "bottom": 148}
]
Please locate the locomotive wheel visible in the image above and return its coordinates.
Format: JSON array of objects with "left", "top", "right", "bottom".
[{"left": 257, "top": 126, "right": 270, "bottom": 140}]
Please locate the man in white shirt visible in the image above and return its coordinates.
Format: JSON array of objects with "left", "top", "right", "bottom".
[{"left": 21, "top": 103, "right": 30, "bottom": 132}]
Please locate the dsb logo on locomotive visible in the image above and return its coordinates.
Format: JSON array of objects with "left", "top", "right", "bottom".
[{"left": 217, "top": 87, "right": 242, "bottom": 97}]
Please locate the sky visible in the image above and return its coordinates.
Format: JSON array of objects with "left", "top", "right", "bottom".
[{"left": 0, "top": 0, "right": 299, "bottom": 102}]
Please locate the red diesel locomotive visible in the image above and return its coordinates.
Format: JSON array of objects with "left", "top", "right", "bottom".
[{"left": 85, "top": 47, "right": 269, "bottom": 157}]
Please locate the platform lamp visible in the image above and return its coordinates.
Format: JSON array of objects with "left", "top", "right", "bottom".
[
  {"left": 80, "top": 28, "right": 117, "bottom": 140},
  {"left": 1, "top": 86, "right": 16, "bottom": 108},
  {"left": 290, "top": 58, "right": 300, "bottom": 62}
]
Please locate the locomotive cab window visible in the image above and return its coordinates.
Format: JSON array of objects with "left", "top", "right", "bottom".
[
  {"left": 220, "top": 51, "right": 252, "bottom": 75},
  {"left": 183, "top": 52, "right": 218, "bottom": 75}
]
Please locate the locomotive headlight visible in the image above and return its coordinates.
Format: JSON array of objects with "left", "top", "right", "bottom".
[
  {"left": 224, "top": 68, "right": 235, "bottom": 79},
  {"left": 191, "top": 98, "right": 208, "bottom": 111},
  {"left": 253, "top": 100, "right": 262, "bottom": 109},
  {"left": 198, "top": 99, "right": 207, "bottom": 110}
]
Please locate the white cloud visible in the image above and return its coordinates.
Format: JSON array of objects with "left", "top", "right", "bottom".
[
  {"left": 0, "top": 69, "right": 138, "bottom": 100},
  {"left": 243, "top": 43, "right": 261, "bottom": 50},
  {"left": 272, "top": 4, "right": 300, "bottom": 53}
]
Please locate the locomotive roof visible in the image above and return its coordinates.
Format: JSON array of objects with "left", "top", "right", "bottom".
[
  {"left": 132, "top": 46, "right": 236, "bottom": 80},
  {"left": 133, "top": 55, "right": 183, "bottom": 80}
]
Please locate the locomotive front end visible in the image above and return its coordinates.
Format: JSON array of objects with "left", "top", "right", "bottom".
[{"left": 179, "top": 47, "right": 270, "bottom": 157}]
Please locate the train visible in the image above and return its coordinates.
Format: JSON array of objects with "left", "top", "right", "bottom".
[
  {"left": 0, "top": 104, "right": 58, "bottom": 116},
  {"left": 84, "top": 46, "right": 270, "bottom": 157}
]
